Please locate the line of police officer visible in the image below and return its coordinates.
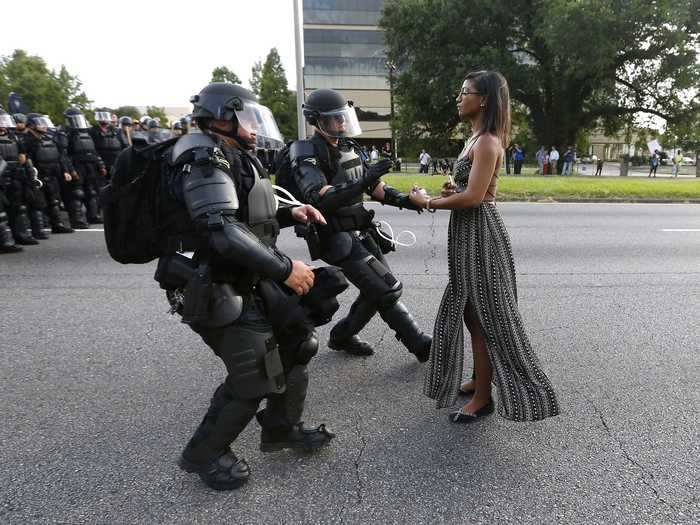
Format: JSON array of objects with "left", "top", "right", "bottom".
[{"left": 0, "top": 107, "right": 192, "bottom": 253}]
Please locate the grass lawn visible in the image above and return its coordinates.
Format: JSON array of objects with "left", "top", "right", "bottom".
[{"left": 380, "top": 174, "right": 700, "bottom": 201}]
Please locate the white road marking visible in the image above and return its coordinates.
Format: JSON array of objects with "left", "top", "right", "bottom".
[
  {"left": 76, "top": 229, "right": 104, "bottom": 232},
  {"left": 661, "top": 229, "right": 700, "bottom": 232}
]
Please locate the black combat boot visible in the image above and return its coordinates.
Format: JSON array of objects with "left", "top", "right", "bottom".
[
  {"left": 0, "top": 212, "right": 22, "bottom": 253},
  {"left": 328, "top": 298, "right": 377, "bottom": 356},
  {"left": 48, "top": 204, "right": 73, "bottom": 233},
  {"left": 178, "top": 384, "right": 258, "bottom": 491},
  {"left": 379, "top": 301, "right": 432, "bottom": 362},
  {"left": 178, "top": 450, "right": 250, "bottom": 491},
  {"left": 30, "top": 209, "right": 49, "bottom": 239},
  {"left": 68, "top": 199, "right": 88, "bottom": 229},
  {"left": 11, "top": 206, "right": 38, "bottom": 245},
  {"left": 259, "top": 421, "right": 335, "bottom": 452}
]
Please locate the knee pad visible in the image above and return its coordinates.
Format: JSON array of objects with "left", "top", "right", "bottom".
[{"left": 296, "top": 332, "right": 318, "bottom": 365}]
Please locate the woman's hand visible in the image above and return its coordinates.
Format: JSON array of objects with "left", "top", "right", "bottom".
[
  {"left": 409, "top": 185, "right": 430, "bottom": 209},
  {"left": 441, "top": 182, "right": 457, "bottom": 198}
]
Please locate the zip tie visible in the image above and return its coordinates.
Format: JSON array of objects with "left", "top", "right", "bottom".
[{"left": 375, "top": 220, "right": 417, "bottom": 248}]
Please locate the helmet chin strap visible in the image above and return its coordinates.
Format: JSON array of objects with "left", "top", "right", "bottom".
[{"left": 208, "top": 123, "right": 254, "bottom": 150}]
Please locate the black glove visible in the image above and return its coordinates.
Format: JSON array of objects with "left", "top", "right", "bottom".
[{"left": 365, "top": 158, "right": 393, "bottom": 185}]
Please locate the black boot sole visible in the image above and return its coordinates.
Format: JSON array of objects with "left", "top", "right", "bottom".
[
  {"left": 260, "top": 438, "right": 333, "bottom": 453},
  {"left": 177, "top": 455, "right": 249, "bottom": 491},
  {"left": 328, "top": 340, "right": 374, "bottom": 356}
]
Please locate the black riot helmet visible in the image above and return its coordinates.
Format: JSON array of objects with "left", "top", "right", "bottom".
[
  {"left": 12, "top": 113, "right": 27, "bottom": 125},
  {"left": 0, "top": 108, "right": 16, "bottom": 130},
  {"left": 302, "top": 89, "right": 362, "bottom": 138},
  {"left": 190, "top": 82, "right": 283, "bottom": 150},
  {"left": 26, "top": 113, "right": 55, "bottom": 132},
  {"left": 119, "top": 116, "right": 133, "bottom": 126},
  {"left": 64, "top": 107, "right": 90, "bottom": 129}
]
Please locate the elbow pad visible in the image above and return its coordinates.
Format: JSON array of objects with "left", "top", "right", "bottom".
[
  {"left": 382, "top": 184, "right": 423, "bottom": 212},
  {"left": 210, "top": 222, "right": 292, "bottom": 282}
]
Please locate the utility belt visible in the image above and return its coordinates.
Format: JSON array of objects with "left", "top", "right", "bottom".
[{"left": 320, "top": 205, "right": 375, "bottom": 235}]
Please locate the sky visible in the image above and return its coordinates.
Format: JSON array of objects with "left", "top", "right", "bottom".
[{"left": 1, "top": 0, "right": 300, "bottom": 109}]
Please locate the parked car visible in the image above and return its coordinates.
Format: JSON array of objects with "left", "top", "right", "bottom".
[{"left": 682, "top": 156, "right": 696, "bottom": 166}]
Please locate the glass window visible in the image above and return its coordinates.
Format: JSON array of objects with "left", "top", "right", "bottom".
[
  {"left": 304, "top": 0, "right": 384, "bottom": 25},
  {"left": 304, "top": 28, "right": 385, "bottom": 45}
]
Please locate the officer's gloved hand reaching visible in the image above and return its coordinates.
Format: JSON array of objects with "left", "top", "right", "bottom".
[
  {"left": 284, "top": 259, "right": 315, "bottom": 295},
  {"left": 365, "top": 158, "right": 392, "bottom": 185}
]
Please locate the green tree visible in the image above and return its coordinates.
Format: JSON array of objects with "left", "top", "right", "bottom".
[
  {"left": 114, "top": 105, "right": 141, "bottom": 120},
  {"left": 0, "top": 49, "right": 92, "bottom": 124},
  {"left": 250, "top": 61, "right": 263, "bottom": 95},
  {"left": 210, "top": 66, "right": 241, "bottom": 85},
  {"left": 146, "top": 105, "right": 169, "bottom": 127},
  {"left": 381, "top": 0, "right": 700, "bottom": 149},
  {"left": 257, "top": 48, "right": 296, "bottom": 140}
]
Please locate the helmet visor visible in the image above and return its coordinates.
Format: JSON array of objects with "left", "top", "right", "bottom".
[
  {"left": 234, "top": 101, "right": 284, "bottom": 148},
  {"left": 316, "top": 104, "right": 362, "bottom": 138},
  {"left": 31, "top": 116, "right": 55, "bottom": 130},
  {"left": 67, "top": 114, "right": 90, "bottom": 129},
  {"left": 0, "top": 114, "right": 16, "bottom": 128},
  {"left": 94, "top": 111, "right": 112, "bottom": 122}
]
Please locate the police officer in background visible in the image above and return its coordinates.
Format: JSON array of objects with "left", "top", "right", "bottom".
[
  {"left": 89, "top": 109, "right": 123, "bottom": 180},
  {"left": 59, "top": 107, "right": 106, "bottom": 226},
  {"left": 286, "top": 88, "right": 431, "bottom": 361},
  {"left": 24, "top": 113, "right": 74, "bottom": 234},
  {"left": 0, "top": 155, "right": 23, "bottom": 253},
  {"left": 116, "top": 116, "right": 133, "bottom": 148},
  {"left": 157, "top": 82, "right": 333, "bottom": 491},
  {"left": 0, "top": 109, "right": 41, "bottom": 245}
]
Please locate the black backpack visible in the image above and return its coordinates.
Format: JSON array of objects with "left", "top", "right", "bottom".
[{"left": 100, "top": 137, "right": 181, "bottom": 264}]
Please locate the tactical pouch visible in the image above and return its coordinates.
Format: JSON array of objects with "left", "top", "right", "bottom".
[
  {"left": 370, "top": 222, "right": 396, "bottom": 254},
  {"left": 182, "top": 263, "right": 212, "bottom": 324},
  {"left": 153, "top": 253, "right": 197, "bottom": 290},
  {"left": 295, "top": 223, "right": 323, "bottom": 260}
]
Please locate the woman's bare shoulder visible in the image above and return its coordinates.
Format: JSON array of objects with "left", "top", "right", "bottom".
[{"left": 473, "top": 134, "right": 502, "bottom": 155}]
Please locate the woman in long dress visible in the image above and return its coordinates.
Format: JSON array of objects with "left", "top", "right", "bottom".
[{"left": 409, "top": 71, "right": 560, "bottom": 424}]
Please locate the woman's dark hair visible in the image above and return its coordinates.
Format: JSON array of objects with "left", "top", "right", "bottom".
[{"left": 464, "top": 70, "right": 511, "bottom": 147}]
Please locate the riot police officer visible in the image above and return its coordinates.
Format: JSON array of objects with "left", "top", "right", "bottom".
[
  {"left": 89, "top": 109, "right": 124, "bottom": 179},
  {"left": 116, "top": 116, "right": 133, "bottom": 148},
  {"left": 24, "top": 113, "right": 74, "bottom": 234},
  {"left": 59, "top": 107, "right": 106, "bottom": 226},
  {"left": 156, "top": 83, "right": 334, "bottom": 491},
  {"left": 286, "top": 89, "right": 431, "bottom": 361},
  {"left": 0, "top": 156, "right": 23, "bottom": 253},
  {"left": 0, "top": 109, "right": 40, "bottom": 245}
]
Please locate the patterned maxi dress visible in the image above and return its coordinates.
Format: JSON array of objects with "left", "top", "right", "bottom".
[{"left": 423, "top": 155, "right": 560, "bottom": 421}]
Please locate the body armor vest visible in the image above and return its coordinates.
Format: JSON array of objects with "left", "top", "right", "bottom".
[
  {"left": 68, "top": 130, "right": 98, "bottom": 159},
  {"left": 0, "top": 136, "right": 19, "bottom": 162},
  {"left": 32, "top": 135, "right": 61, "bottom": 165},
  {"left": 246, "top": 157, "right": 280, "bottom": 247},
  {"left": 92, "top": 127, "right": 122, "bottom": 160},
  {"left": 327, "top": 143, "right": 365, "bottom": 207}
]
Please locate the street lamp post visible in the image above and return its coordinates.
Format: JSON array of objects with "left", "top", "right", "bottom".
[{"left": 386, "top": 61, "right": 397, "bottom": 161}]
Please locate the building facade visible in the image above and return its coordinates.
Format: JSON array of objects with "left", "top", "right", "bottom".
[{"left": 302, "top": 0, "right": 391, "bottom": 146}]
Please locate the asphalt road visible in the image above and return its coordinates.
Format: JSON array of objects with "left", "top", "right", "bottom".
[{"left": 1, "top": 203, "right": 698, "bottom": 524}]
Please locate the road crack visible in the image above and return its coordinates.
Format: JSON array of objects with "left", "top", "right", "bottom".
[{"left": 582, "top": 389, "right": 680, "bottom": 514}]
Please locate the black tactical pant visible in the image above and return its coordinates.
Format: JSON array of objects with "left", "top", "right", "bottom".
[
  {"left": 36, "top": 163, "right": 69, "bottom": 227},
  {"left": 325, "top": 231, "right": 428, "bottom": 355},
  {"left": 184, "top": 294, "right": 312, "bottom": 464},
  {"left": 72, "top": 159, "right": 103, "bottom": 222}
]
